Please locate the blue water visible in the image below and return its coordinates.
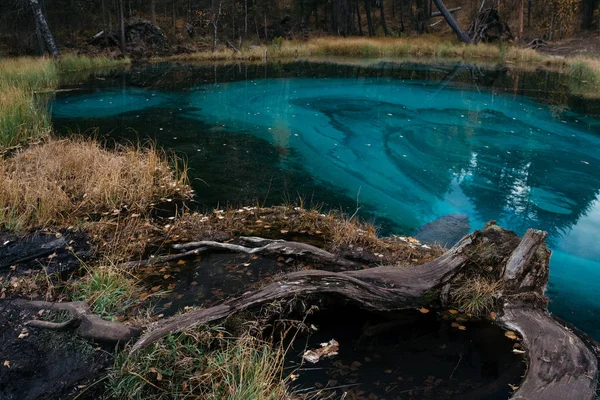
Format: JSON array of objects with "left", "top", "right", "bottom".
[{"left": 52, "top": 63, "right": 600, "bottom": 339}]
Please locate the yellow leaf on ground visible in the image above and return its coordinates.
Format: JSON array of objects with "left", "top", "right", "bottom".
[
  {"left": 418, "top": 307, "right": 430, "bottom": 314},
  {"left": 448, "top": 309, "right": 459, "bottom": 315},
  {"left": 505, "top": 331, "right": 519, "bottom": 340}
]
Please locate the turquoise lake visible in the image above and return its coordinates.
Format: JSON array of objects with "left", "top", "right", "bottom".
[{"left": 52, "top": 61, "right": 600, "bottom": 339}]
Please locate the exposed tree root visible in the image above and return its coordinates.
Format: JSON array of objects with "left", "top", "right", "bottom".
[
  {"left": 8, "top": 224, "right": 599, "bottom": 399},
  {"left": 10, "top": 299, "right": 140, "bottom": 343}
]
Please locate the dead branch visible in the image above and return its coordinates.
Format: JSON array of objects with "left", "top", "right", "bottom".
[{"left": 173, "top": 237, "right": 363, "bottom": 268}]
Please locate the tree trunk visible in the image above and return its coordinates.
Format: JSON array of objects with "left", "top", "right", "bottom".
[
  {"left": 364, "top": 0, "right": 375, "bottom": 36},
  {"left": 172, "top": 0, "right": 177, "bottom": 28},
  {"left": 581, "top": 0, "right": 596, "bottom": 30},
  {"left": 379, "top": 0, "right": 390, "bottom": 35},
  {"left": 34, "top": 23, "right": 46, "bottom": 56},
  {"left": 29, "top": 0, "right": 59, "bottom": 59},
  {"left": 244, "top": 0, "right": 248, "bottom": 37},
  {"left": 119, "top": 0, "right": 126, "bottom": 54},
  {"left": 356, "top": 2, "right": 363, "bottom": 35},
  {"left": 432, "top": 0, "right": 471, "bottom": 43},
  {"left": 517, "top": 0, "right": 524, "bottom": 41},
  {"left": 151, "top": 0, "right": 157, "bottom": 24}
]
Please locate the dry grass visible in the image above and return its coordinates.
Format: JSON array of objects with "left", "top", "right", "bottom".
[
  {"left": 170, "top": 205, "right": 442, "bottom": 265},
  {"left": 0, "top": 137, "right": 189, "bottom": 231},
  {"left": 162, "top": 36, "right": 600, "bottom": 95}
]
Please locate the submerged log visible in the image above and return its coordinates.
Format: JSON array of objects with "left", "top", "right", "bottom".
[{"left": 11, "top": 223, "right": 599, "bottom": 399}]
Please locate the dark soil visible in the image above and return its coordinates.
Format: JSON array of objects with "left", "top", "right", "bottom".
[
  {"left": 0, "top": 300, "right": 111, "bottom": 400},
  {"left": 0, "top": 229, "right": 93, "bottom": 277}
]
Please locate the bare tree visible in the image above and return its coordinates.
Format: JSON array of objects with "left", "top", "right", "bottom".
[
  {"left": 119, "top": 0, "right": 126, "bottom": 53},
  {"left": 208, "top": 0, "right": 223, "bottom": 52},
  {"left": 29, "top": 0, "right": 59, "bottom": 58}
]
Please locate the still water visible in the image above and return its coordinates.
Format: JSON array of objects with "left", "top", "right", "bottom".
[{"left": 52, "top": 60, "right": 600, "bottom": 339}]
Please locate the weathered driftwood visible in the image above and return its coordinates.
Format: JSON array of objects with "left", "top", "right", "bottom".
[
  {"left": 13, "top": 224, "right": 599, "bottom": 399},
  {"left": 173, "top": 236, "right": 363, "bottom": 268},
  {"left": 11, "top": 299, "right": 140, "bottom": 343}
]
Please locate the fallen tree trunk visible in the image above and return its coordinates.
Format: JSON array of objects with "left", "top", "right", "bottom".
[
  {"left": 432, "top": 0, "right": 471, "bottom": 43},
  {"left": 12, "top": 224, "right": 599, "bottom": 399}
]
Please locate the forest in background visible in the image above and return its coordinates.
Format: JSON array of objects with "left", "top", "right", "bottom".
[{"left": 1, "top": 0, "right": 599, "bottom": 57}]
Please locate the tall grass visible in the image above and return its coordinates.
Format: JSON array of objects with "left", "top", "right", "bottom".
[
  {"left": 0, "top": 137, "right": 189, "bottom": 230},
  {"left": 59, "top": 54, "right": 131, "bottom": 71},
  {"left": 0, "top": 55, "right": 130, "bottom": 148},
  {"left": 108, "top": 329, "right": 292, "bottom": 400},
  {"left": 568, "top": 57, "right": 600, "bottom": 94},
  {"left": 0, "top": 87, "right": 53, "bottom": 148},
  {"left": 0, "top": 57, "right": 57, "bottom": 147},
  {"left": 0, "top": 57, "right": 58, "bottom": 91}
]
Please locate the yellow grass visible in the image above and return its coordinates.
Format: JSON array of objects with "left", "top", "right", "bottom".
[
  {"left": 0, "top": 137, "right": 189, "bottom": 230},
  {"left": 162, "top": 36, "right": 600, "bottom": 91}
]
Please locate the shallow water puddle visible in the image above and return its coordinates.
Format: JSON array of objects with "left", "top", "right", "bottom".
[{"left": 286, "top": 306, "right": 524, "bottom": 400}]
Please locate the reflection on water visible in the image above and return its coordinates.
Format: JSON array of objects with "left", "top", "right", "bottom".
[{"left": 52, "top": 61, "right": 600, "bottom": 339}]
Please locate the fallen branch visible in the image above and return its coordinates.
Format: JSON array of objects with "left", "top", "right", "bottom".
[
  {"left": 226, "top": 39, "right": 241, "bottom": 53},
  {"left": 173, "top": 237, "right": 363, "bottom": 268}
]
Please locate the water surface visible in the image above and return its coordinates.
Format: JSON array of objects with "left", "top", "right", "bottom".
[{"left": 52, "top": 61, "right": 600, "bottom": 339}]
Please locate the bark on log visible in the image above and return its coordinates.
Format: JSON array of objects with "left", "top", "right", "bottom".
[
  {"left": 498, "top": 304, "right": 598, "bottom": 400},
  {"left": 29, "top": 0, "right": 60, "bottom": 59},
  {"left": 11, "top": 299, "right": 140, "bottom": 343}
]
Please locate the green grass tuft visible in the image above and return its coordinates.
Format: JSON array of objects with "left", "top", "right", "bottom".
[
  {"left": 107, "top": 329, "right": 293, "bottom": 400},
  {"left": 71, "top": 264, "right": 141, "bottom": 319}
]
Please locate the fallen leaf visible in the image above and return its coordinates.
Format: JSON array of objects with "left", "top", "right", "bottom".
[
  {"left": 458, "top": 325, "right": 467, "bottom": 331},
  {"left": 451, "top": 322, "right": 460, "bottom": 328},
  {"left": 176, "top": 260, "right": 186, "bottom": 265},
  {"left": 505, "top": 331, "right": 519, "bottom": 340},
  {"left": 513, "top": 349, "right": 526, "bottom": 354},
  {"left": 489, "top": 311, "right": 497, "bottom": 320},
  {"left": 448, "top": 309, "right": 459, "bottom": 315},
  {"left": 302, "top": 339, "right": 340, "bottom": 364},
  {"left": 3, "top": 360, "right": 10, "bottom": 368},
  {"left": 280, "top": 230, "right": 289, "bottom": 234},
  {"left": 418, "top": 307, "right": 430, "bottom": 314},
  {"left": 508, "top": 384, "right": 519, "bottom": 391}
]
